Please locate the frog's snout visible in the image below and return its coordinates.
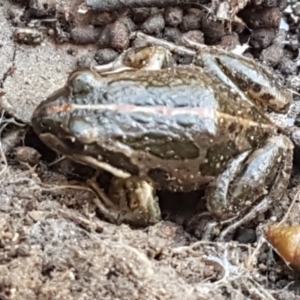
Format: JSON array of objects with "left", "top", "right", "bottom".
[{"left": 31, "top": 86, "right": 70, "bottom": 133}]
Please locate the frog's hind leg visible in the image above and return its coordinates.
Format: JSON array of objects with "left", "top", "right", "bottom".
[{"left": 204, "top": 135, "right": 293, "bottom": 241}]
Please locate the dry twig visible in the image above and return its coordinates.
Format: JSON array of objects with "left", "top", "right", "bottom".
[{"left": 132, "top": 31, "right": 196, "bottom": 56}]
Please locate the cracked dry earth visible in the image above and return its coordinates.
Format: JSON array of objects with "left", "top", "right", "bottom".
[{"left": 1, "top": 1, "right": 300, "bottom": 300}]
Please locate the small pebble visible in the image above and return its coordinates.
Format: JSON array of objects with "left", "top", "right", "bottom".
[
  {"left": 94, "top": 48, "right": 119, "bottom": 65},
  {"left": 260, "top": 44, "right": 284, "bottom": 65},
  {"left": 14, "top": 146, "right": 41, "bottom": 165},
  {"left": 48, "top": 28, "right": 55, "bottom": 36},
  {"left": 109, "top": 21, "right": 130, "bottom": 51},
  {"left": 219, "top": 34, "right": 240, "bottom": 49},
  {"left": 141, "top": 13, "right": 165, "bottom": 35},
  {"left": 131, "top": 7, "right": 151, "bottom": 23},
  {"left": 118, "top": 16, "right": 138, "bottom": 33},
  {"left": 202, "top": 17, "right": 226, "bottom": 43},
  {"left": 239, "top": 6, "right": 281, "bottom": 29},
  {"left": 165, "top": 6, "right": 183, "bottom": 27},
  {"left": 250, "top": 28, "right": 276, "bottom": 49},
  {"left": 272, "top": 29, "right": 287, "bottom": 46},
  {"left": 70, "top": 26, "right": 100, "bottom": 44},
  {"left": 163, "top": 27, "right": 182, "bottom": 43},
  {"left": 278, "top": 57, "right": 298, "bottom": 75},
  {"left": 287, "top": 75, "right": 300, "bottom": 91},
  {"left": 97, "top": 26, "right": 111, "bottom": 48},
  {"left": 181, "top": 12, "right": 202, "bottom": 32}
]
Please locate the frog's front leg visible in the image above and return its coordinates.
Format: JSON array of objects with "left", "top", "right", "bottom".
[
  {"left": 88, "top": 176, "right": 161, "bottom": 227},
  {"left": 205, "top": 135, "right": 293, "bottom": 240}
]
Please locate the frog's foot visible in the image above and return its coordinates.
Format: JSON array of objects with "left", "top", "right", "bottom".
[
  {"left": 205, "top": 135, "right": 293, "bottom": 241},
  {"left": 88, "top": 176, "right": 161, "bottom": 227},
  {"left": 217, "top": 195, "right": 275, "bottom": 241},
  {"left": 201, "top": 195, "right": 275, "bottom": 241}
]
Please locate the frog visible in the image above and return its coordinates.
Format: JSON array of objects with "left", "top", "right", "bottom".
[{"left": 31, "top": 45, "right": 294, "bottom": 240}]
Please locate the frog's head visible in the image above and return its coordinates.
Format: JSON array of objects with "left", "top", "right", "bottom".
[
  {"left": 31, "top": 70, "right": 103, "bottom": 155},
  {"left": 31, "top": 86, "right": 67, "bottom": 137},
  {"left": 32, "top": 70, "right": 102, "bottom": 130}
]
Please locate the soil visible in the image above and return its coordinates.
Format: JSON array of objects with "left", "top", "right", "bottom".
[{"left": 1, "top": 0, "right": 300, "bottom": 299}]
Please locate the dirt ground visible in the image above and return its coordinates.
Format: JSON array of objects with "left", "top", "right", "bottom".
[{"left": 1, "top": 1, "right": 300, "bottom": 299}]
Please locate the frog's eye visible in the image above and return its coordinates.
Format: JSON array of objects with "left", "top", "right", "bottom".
[{"left": 69, "top": 72, "right": 96, "bottom": 94}]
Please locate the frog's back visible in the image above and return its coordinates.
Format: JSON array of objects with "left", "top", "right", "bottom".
[
  {"left": 69, "top": 67, "right": 268, "bottom": 117},
  {"left": 66, "top": 67, "right": 275, "bottom": 142}
]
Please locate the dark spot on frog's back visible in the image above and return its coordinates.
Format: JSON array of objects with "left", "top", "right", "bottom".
[
  {"left": 246, "top": 128, "right": 270, "bottom": 148},
  {"left": 228, "top": 122, "right": 238, "bottom": 133},
  {"left": 121, "top": 134, "right": 199, "bottom": 160},
  {"left": 252, "top": 83, "right": 262, "bottom": 93},
  {"left": 260, "top": 93, "right": 274, "bottom": 102}
]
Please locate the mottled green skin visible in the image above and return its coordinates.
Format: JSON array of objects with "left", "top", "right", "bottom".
[{"left": 31, "top": 49, "right": 294, "bottom": 225}]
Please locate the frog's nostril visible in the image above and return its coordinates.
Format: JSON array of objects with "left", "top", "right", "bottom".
[
  {"left": 31, "top": 117, "right": 52, "bottom": 136},
  {"left": 42, "top": 120, "right": 50, "bottom": 128},
  {"left": 38, "top": 119, "right": 53, "bottom": 131}
]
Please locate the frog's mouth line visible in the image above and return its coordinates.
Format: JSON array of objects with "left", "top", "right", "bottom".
[{"left": 39, "top": 132, "right": 131, "bottom": 179}]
